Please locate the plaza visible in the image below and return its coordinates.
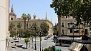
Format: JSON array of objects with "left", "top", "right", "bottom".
[{"left": 7, "top": 36, "right": 69, "bottom": 51}]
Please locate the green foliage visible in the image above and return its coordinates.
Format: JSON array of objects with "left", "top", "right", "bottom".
[
  {"left": 22, "top": 13, "right": 27, "bottom": 20},
  {"left": 17, "top": 22, "right": 22, "bottom": 28},
  {"left": 9, "top": 22, "right": 15, "bottom": 30},
  {"left": 53, "top": 30, "right": 58, "bottom": 35},
  {"left": 24, "top": 38, "right": 30, "bottom": 43},
  {"left": 50, "top": 0, "right": 91, "bottom": 27},
  {"left": 23, "top": 29, "right": 31, "bottom": 38},
  {"left": 17, "top": 28, "right": 23, "bottom": 37},
  {"left": 30, "top": 23, "right": 39, "bottom": 36},
  {"left": 17, "top": 22, "right": 22, "bottom": 37},
  {"left": 27, "top": 14, "right": 31, "bottom": 20},
  {"left": 24, "top": 38, "right": 30, "bottom": 49},
  {"left": 40, "top": 22, "right": 49, "bottom": 36},
  {"left": 22, "top": 13, "right": 27, "bottom": 29},
  {"left": 50, "top": 0, "right": 73, "bottom": 16},
  {"left": 10, "top": 30, "right": 16, "bottom": 37}
]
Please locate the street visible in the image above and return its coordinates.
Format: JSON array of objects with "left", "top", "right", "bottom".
[{"left": 7, "top": 36, "right": 70, "bottom": 51}]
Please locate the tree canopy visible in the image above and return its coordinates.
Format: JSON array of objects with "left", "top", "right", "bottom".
[
  {"left": 40, "top": 22, "right": 49, "bottom": 36},
  {"left": 9, "top": 22, "right": 15, "bottom": 30},
  {"left": 50, "top": 0, "right": 91, "bottom": 25},
  {"left": 17, "top": 22, "right": 22, "bottom": 28}
]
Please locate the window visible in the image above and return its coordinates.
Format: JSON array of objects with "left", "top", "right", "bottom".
[
  {"left": 62, "top": 23, "right": 64, "bottom": 27},
  {"left": 11, "top": 18, "right": 13, "bottom": 20}
]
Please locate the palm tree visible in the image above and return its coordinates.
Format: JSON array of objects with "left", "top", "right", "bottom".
[
  {"left": 24, "top": 38, "right": 30, "bottom": 49},
  {"left": 22, "top": 13, "right": 27, "bottom": 29},
  {"left": 27, "top": 14, "right": 31, "bottom": 29}
]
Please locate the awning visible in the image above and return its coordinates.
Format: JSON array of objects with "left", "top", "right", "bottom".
[
  {"left": 57, "top": 37, "right": 82, "bottom": 41},
  {"left": 75, "top": 40, "right": 91, "bottom": 44}
]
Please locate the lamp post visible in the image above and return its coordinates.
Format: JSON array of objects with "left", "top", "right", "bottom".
[
  {"left": 40, "top": 31, "right": 42, "bottom": 51},
  {"left": 34, "top": 27, "right": 37, "bottom": 50},
  {"left": 32, "top": 36, "right": 33, "bottom": 48}
]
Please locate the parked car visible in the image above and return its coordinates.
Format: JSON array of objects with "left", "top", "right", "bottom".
[
  {"left": 47, "top": 34, "right": 52, "bottom": 38},
  {"left": 44, "top": 36, "right": 48, "bottom": 40}
]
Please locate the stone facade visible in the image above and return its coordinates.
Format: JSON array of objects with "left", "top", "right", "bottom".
[
  {"left": 9, "top": 6, "right": 53, "bottom": 35},
  {"left": 0, "top": 0, "right": 9, "bottom": 51}
]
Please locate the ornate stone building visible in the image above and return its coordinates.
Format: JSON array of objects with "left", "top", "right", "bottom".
[{"left": 9, "top": 6, "right": 53, "bottom": 35}]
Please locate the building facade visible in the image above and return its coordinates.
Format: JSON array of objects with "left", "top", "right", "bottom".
[
  {"left": 58, "top": 16, "right": 85, "bottom": 36},
  {"left": 9, "top": 6, "right": 53, "bottom": 35},
  {"left": 0, "top": 0, "right": 10, "bottom": 51}
]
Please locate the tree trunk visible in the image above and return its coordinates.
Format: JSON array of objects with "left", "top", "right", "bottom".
[
  {"left": 24, "top": 20, "right": 25, "bottom": 29},
  {"left": 24, "top": 19, "right": 26, "bottom": 29},
  {"left": 58, "top": 15, "right": 61, "bottom": 37},
  {"left": 82, "top": 21, "right": 86, "bottom": 36},
  {"left": 79, "top": 24, "right": 80, "bottom": 36},
  {"left": 27, "top": 20, "right": 29, "bottom": 29}
]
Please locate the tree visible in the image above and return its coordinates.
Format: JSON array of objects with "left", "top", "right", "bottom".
[
  {"left": 50, "top": 0, "right": 72, "bottom": 36},
  {"left": 40, "top": 22, "right": 49, "bottom": 36},
  {"left": 50, "top": 0, "right": 91, "bottom": 36},
  {"left": 24, "top": 38, "right": 30, "bottom": 49},
  {"left": 10, "top": 30, "right": 16, "bottom": 38},
  {"left": 72, "top": 0, "right": 91, "bottom": 36},
  {"left": 31, "top": 23, "right": 39, "bottom": 36},
  {"left": 17, "top": 22, "right": 22, "bottom": 37},
  {"left": 79, "top": 1, "right": 91, "bottom": 28},
  {"left": 27, "top": 14, "right": 31, "bottom": 29},
  {"left": 23, "top": 29, "right": 31, "bottom": 38},
  {"left": 22, "top": 13, "right": 27, "bottom": 29},
  {"left": 17, "top": 22, "right": 22, "bottom": 28},
  {"left": 9, "top": 22, "right": 15, "bottom": 30}
]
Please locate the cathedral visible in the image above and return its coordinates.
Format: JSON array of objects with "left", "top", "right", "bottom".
[{"left": 9, "top": 5, "right": 53, "bottom": 35}]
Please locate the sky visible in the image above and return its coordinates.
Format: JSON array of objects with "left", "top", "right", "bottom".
[{"left": 10, "top": 0, "right": 58, "bottom": 25}]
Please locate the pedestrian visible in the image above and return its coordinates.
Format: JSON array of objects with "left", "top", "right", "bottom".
[{"left": 81, "top": 29, "right": 84, "bottom": 36}]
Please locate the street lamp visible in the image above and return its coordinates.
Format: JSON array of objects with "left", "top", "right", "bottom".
[
  {"left": 31, "top": 26, "right": 34, "bottom": 48},
  {"left": 40, "top": 31, "right": 42, "bottom": 51},
  {"left": 31, "top": 36, "right": 33, "bottom": 48},
  {"left": 34, "top": 27, "right": 37, "bottom": 50}
]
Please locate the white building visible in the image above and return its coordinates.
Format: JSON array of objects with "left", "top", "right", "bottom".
[{"left": 0, "top": 0, "right": 10, "bottom": 51}]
